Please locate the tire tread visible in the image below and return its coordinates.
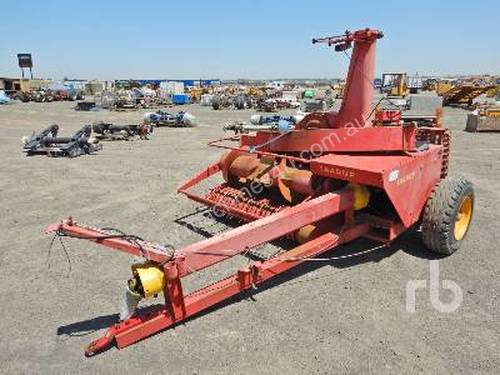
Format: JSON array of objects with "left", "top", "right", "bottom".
[{"left": 421, "top": 176, "right": 474, "bottom": 255}]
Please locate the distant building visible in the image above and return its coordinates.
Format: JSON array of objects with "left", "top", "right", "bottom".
[
  {"left": 0, "top": 77, "right": 51, "bottom": 92},
  {"left": 0, "top": 77, "right": 22, "bottom": 92}
]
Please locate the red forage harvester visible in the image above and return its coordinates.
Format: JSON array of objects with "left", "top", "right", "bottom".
[{"left": 47, "top": 28, "right": 474, "bottom": 356}]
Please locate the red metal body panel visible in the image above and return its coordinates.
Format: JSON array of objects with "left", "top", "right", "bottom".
[
  {"left": 310, "top": 145, "right": 443, "bottom": 227},
  {"left": 382, "top": 146, "right": 443, "bottom": 226},
  {"left": 238, "top": 126, "right": 417, "bottom": 153}
]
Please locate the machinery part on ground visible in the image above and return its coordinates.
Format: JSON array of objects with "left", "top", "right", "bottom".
[
  {"left": 143, "top": 111, "right": 196, "bottom": 127},
  {"left": 465, "top": 106, "right": 500, "bottom": 132},
  {"left": 200, "top": 94, "right": 214, "bottom": 106},
  {"left": 421, "top": 176, "right": 474, "bottom": 255},
  {"left": 223, "top": 122, "right": 267, "bottom": 134},
  {"left": 33, "top": 90, "right": 53, "bottom": 102},
  {"left": 301, "top": 98, "right": 327, "bottom": 112},
  {"left": 188, "top": 87, "right": 207, "bottom": 103},
  {"left": 92, "top": 121, "right": 152, "bottom": 141},
  {"left": 435, "top": 81, "right": 454, "bottom": 96},
  {"left": 234, "top": 94, "right": 246, "bottom": 110},
  {"left": 10, "top": 89, "right": 81, "bottom": 103},
  {"left": 113, "top": 97, "right": 140, "bottom": 111},
  {"left": 249, "top": 114, "right": 302, "bottom": 125},
  {"left": 255, "top": 98, "right": 277, "bottom": 112},
  {"left": 211, "top": 94, "right": 222, "bottom": 110},
  {"left": 442, "top": 85, "right": 495, "bottom": 108},
  {"left": 225, "top": 115, "right": 300, "bottom": 134},
  {"left": 95, "top": 91, "right": 116, "bottom": 109},
  {"left": 486, "top": 86, "right": 500, "bottom": 98},
  {"left": 96, "top": 89, "right": 171, "bottom": 111},
  {"left": 12, "top": 91, "right": 32, "bottom": 102},
  {"left": 22, "top": 124, "right": 59, "bottom": 150},
  {"left": 211, "top": 94, "right": 252, "bottom": 110},
  {"left": 247, "top": 86, "right": 266, "bottom": 97},
  {"left": 224, "top": 119, "right": 295, "bottom": 135},
  {"left": 23, "top": 124, "right": 102, "bottom": 157},
  {"left": 303, "top": 89, "right": 315, "bottom": 99},
  {"left": 75, "top": 101, "right": 97, "bottom": 111},
  {"left": 256, "top": 97, "right": 299, "bottom": 112},
  {"left": 46, "top": 28, "right": 475, "bottom": 357}
]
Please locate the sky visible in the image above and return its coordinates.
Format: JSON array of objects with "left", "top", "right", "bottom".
[{"left": 1, "top": 0, "right": 498, "bottom": 80}]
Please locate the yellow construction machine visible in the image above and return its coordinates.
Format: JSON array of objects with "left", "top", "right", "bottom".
[{"left": 380, "top": 72, "right": 409, "bottom": 108}]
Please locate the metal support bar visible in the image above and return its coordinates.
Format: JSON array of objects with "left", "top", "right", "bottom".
[
  {"left": 85, "top": 224, "right": 369, "bottom": 356},
  {"left": 163, "top": 264, "right": 186, "bottom": 320},
  {"left": 177, "top": 162, "right": 220, "bottom": 192},
  {"left": 173, "top": 192, "right": 353, "bottom": 277},
  {"left": 45, "top": 219, "right": 170, "bottom": 263},
  {"left": 47, "top": 192, "right": 353, "bottom": 278},
  {"left": 206, "top": 136, "right": 310, "bottom": 164}
]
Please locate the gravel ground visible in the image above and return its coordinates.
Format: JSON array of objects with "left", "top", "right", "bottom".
[{"left": 0, "top": 99, "right": 498, "bottom": 374}]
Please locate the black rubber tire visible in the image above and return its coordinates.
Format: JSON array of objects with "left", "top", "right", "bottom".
[{"left": 421, "top": 176, "right": 474, "bottom": 255}]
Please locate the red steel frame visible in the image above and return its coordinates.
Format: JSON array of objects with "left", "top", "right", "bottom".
[{"left": 47, "top": 190, "right": 372, "bottom": 356}]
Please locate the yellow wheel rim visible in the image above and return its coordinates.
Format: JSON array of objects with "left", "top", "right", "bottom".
[{"left": 454, "top": 195, "right": 472, "bottom": 241}]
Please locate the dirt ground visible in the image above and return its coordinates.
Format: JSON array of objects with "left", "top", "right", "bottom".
[{"left": 0, "top": 100, "right": 499, "bottom": 374}]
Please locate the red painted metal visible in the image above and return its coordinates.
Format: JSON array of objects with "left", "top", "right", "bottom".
[
  {"left": 47, "top": 192, "right": 353, "bottom": 275},
  {"left": 243, "top": 126, "right": 418, "bottom": 153},
  {"left": 186, "top": 184, "right": 283, "bottom": 222},
  {"left": 177, "top": 162, "right": 220, "bottom": 192},
  {"left": 207, "top": 135, "right": 310, "bottom": 164},
  {"left": 174, "top": 192, "right": 352, "bottom": 276},
  {"left": 45, "top": 28, "right": 450, "bottom": 357},
  {"left": 308, "top": 145, "right": 443, "bottom": 227},
  {"left": 308, "top": 28, "right": 383, "bottom": 129},
  {"left": 47, "top": 191, "right": 357, "bottom": 356},
  {"left": 84, "top": 223, "right": 370, "bottom": 355},
  {"left": 374, "top": 109, "right": 402, "bottom": 126},
  {"left": 45, "top": 218, "right": 170, "bottom": 263}
]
